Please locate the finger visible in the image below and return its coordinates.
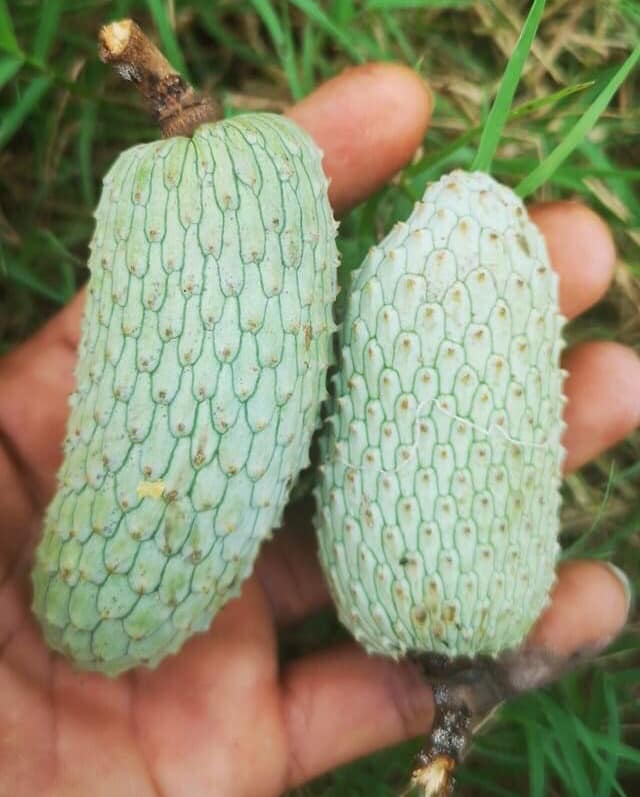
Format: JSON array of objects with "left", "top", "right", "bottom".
[
  {"left": 562, "top": 341, "right": 640, "bottom": 472},
  {"left": 529, "top": 200, "right": 616, "bottom": 319},
  {"left": 132, "top": 578, "right": 286, "bottom": 797},
  {"left": 0, "top": 291, "right": 84, "bottom": 505},
  {"left": 527, "top": 559, "right": 631, "bottom": 656},
  {"left": 288, "top": 63, "right": 432, "bottom": 215},
  {"left": 283, "top": 643, "right": 433, "bottom": 789},
  {"left": 282, "top": 558, "right": 629, "bottom": 787},
  {"left": 255, "top": 499, "right": 330, "bottom": 627}
]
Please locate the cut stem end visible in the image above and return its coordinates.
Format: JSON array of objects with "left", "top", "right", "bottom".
[{"left": 98, "top": 19, "right": 221, "bottom": 137}]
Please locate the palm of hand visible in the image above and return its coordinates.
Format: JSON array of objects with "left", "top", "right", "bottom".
[{"left": 0, "top": 65, "right": 635, "bottom": 797}]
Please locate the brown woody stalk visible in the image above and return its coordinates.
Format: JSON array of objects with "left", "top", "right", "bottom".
[{"left": 98, "top": 19, "right": 220, "bottom": 138}]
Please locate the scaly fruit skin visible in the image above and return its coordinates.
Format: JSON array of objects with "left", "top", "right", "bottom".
[
  {"left": 315, "top": 170, "right": 566, "bottom": 660},
  {"left": 32, "top": 113, "right": 338, "bottom": 675}
]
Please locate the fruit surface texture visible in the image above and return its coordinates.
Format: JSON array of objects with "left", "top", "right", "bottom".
[
  {"left": 315, "top": 170, "right": 566, "bottom": 660},
  {"left": 32, "top": 113, "right": 338, "bottom": 675}
]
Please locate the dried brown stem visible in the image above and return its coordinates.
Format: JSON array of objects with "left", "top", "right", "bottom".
[{"left": 98, "top": 19, "right": 220, "bottom": 138}]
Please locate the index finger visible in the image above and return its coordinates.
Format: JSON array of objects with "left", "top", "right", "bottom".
[{"left": 288, "top": 63, "right": 432, "bottom": 214}]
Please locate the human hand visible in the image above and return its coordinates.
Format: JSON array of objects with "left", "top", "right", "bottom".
[{"left": 0, "top": 64, "right": 635, "bottom": 797}]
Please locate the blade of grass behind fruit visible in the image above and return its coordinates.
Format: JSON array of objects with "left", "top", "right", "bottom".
[
  {"left": 572, "top": 717, "right": 625, "bottom": 797},
  {"left": 0, "top": 54, "right": 22, "bottom": 89},
  {"left": 579, "top": 138, "right": 640, "bottom": 222},
  {"left": 471, "top": 0, "right": 546, "bottom": 173},
  {"left": 593, "top": 504, "right": 640, "bottom": 559},
  {"left": 525, "top": 725, "right": 546, "bottom": 797},
  {"left": 595, "top": 675, "right": 622, "bottom": 797},
  {"left": 533, "top": 692, "right": 592, "bottom": 796},
  {"left": 0, "top": 74, "right": 52, "bottom": 150},
  {"left": 379, "top": 10, "right": 416, "bottom": 62},
  {"left": 510, "top": 80, "right": 595, "bottom": 118},
  {"left": 290, "top": 0, "right": 362, "bottom": 61},
  {"left": 613, "top": 459, "right": 640, "bottom": 485},
  {"left": 198, "top": 8, "right": 266, "bottom": 67},
  {"left": 405, "top": 79, "right": 593, "bottom": 184},
  {"left": 78, "top": 98, "right": 97, "bottom": 207},
  {"left": 561, "top": 462, "right": 616, "bottom": 559},
  {"left": 333, "top": 0, "right": 356, "bottom": 25},
  {"left": 31, "top": 0, "right": 62, "bottom": 64},
  {"left": 145, "top": 0, "right": 190, "bottom": 80},
  {"left": 249, "top": 0, "right": 303, "bottom": 99},
  {"left": 365, "top": 0, "right": 473, "bottom": 9},
  {"left": 516, "top": 42, "right": 640, "bottom": 198},
  {"left": 0, "top": 0, "right": 20, "bottom": 55},
  {"left": 4, "top": 255, "right": 66, "bottom": 304},
  {"left": 301, "top": 20, "right": 318, "bottom": 94}
]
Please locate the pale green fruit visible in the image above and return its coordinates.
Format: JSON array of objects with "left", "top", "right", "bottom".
[
  {"left": 315, "top": 170, "right": 567, "bottom": 660},
  {"left": 32, "top": 113, "right": 339, "bottom": 675}
]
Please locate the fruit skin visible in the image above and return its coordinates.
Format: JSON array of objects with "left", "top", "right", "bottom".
[
  {"left": 32, "top": 113, "right": 338, "bottom": 676},
  {"left": 315, "top": 170, "right": 566, "bottom": 661}
]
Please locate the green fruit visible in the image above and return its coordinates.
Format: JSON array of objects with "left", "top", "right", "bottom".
[
  {"left": 315, "top": 170, "right": 566, "bottom": 660},
  {"left": 32, "top": 113, "right": 338, "bottom": 675}
]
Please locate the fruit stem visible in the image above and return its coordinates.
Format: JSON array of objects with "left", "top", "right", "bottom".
[
  {"left": 411, "top": 684, "right": 471, "bottom": 796},
  {"left": 98, "top": 19, "right": 220, "bottom": 137}
]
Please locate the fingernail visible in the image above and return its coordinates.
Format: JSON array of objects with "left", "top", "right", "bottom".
[{"left": 604, "top": 563, "right": 634, "bottom": 618}]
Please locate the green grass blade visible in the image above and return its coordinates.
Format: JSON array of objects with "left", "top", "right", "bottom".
[
  {"left": 0, "top": 0, "right": 20, "bottom": 55},
  {"left": 79, "top": 100, "right": 97, "bottom": 207},
  {"left": 145, "top": 0, "right": 190, "bottom": 79},
  {"left": 516, "top": 42, "right": 640, "bottom": 197},
  {"left": 405, "top": 127, "right": 477, "bottom": 180},
  {"left": 596, "top": 676, "right": 622, "bottom": 797},
  {"left": 198, "top": 8, "right": 266, "bottom": 66},
  {"left": 525, "top": 726, "right": 546, "bottom": 797},
  {"left": 0, "top": 75, "right": 52, "bottom": 150},
  {"left": 278, "top": 2, "right": 304, "bottom": 100},
  {"left": 290, "top": 0, "right": 362, "bottom": 61},
  {"left": 613, "top": 459, "right": 640, "bottom": 484},
  {"left": 366, "top": 0, "right": 472, "bottom": 9},
  {"left": 300, "top": 20, "right": 317, "bottom": 94},
  {"left": 0, "top": 54, "right": 22, "bottom": 89},
  {"left": 32, "top": 0, "right": 62, "bottom": 64},
  {"left": 588, "top": 732, "right": 640, "bottom": 766},
  {"left": 509, "top": 80, "right": 595, "bottom": 118},
  {"left": 39, "top": 232, "right": 79, "bottom": 301},
  {"left": 248, "top": 0, "right": 284, "bottom": 50},
  {"left": 572, "top": 718, "right": 625, "bottom": 797},
  {"left": 561, "top": 462, "right": 616, "bottom": 559},
  {"left": 4, "top": 257, "right": 66, "bottom": 305},
  {"left": 406, "top": 79, "right": 593, "bottom": 181},
  {"left": 380, "top": 10, "right": 417, "bottom": 62},
  {"left": 472, "top": 0, "right": 546, "bottom": 172},
  {"left": 533, "top": 693, "right": 592, "bottom": 796},
  {"left": 333, "top": 0, "right": 356, "bottom": 24},
  {"left": 249, "top": 0, "right": 303, "bottom": 99}
]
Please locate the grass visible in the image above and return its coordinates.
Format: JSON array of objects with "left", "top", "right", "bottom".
[
  {"left": 472, "top": 0, "right": 546, "bottom": 173},
  {"left": 1, "top": 0, "right": 639, "bottom": 794}
]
